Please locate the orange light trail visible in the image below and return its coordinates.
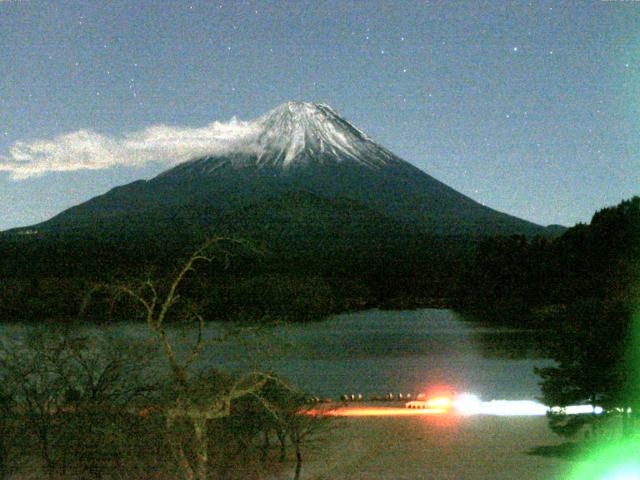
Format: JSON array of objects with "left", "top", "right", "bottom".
[
  {"left": 305, "top": 407, "right": 447, "bottom": 417},
  {"left": 303, "top": 396, "right": 605, "bottom": 418},
  {"left": 426, "top": 396, "right": 453, "bottom": 409}
]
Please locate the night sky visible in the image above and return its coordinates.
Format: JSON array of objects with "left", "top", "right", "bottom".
[{"left": 1, "top": 0, "right": 638, "bottom": 230}]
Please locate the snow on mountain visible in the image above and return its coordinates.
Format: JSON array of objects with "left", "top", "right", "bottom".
[
  {"left": 163, "top": 101, "right": 400, "bottom": 177},
  {"left": 253, "top": 101, "right": 396, "bottom": 168}
]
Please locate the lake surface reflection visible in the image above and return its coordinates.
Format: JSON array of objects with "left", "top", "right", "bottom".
[
  {"left": 246, "top": 309, "right": 552, "bottom": 400},
  {"left": 1, "top": 309, "right": 552, "bottom": 401}
]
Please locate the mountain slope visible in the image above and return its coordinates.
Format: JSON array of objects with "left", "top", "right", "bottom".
[{"left": 22, "top": 101, "right": 544, "bottom": 240}]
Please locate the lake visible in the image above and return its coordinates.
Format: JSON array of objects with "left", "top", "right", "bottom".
[
  {"left": 2, "top": 308, "right": 550, "bottom": 402},
  {"left": 230, "top": 308, "right": 553, "bottom": 401}
]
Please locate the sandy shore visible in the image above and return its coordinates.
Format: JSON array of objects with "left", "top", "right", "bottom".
[{"left": 268, "top": 404, "right": 573, "bottom": 480}]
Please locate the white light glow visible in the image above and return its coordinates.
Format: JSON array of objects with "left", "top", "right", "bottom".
[
  {"left": 449, "top": 393, "right": 604, "bottom": 417},
  {"left": 558, "top": 405, "right": 604, "bottom": 415},
  {"left": 479, "top": 400, "right": 548, "bottom": 416},
  {"left": 453, "top": 393, "right": 482, "bottom": 416}
]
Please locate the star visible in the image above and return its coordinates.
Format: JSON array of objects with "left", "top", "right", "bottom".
[{"left": 513, "top": 47, "right": 518, "bottom": 52}]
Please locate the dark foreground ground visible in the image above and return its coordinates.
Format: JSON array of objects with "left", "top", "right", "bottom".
[{"left": 266, "top": 407, "right": 573, "bottom": 480}]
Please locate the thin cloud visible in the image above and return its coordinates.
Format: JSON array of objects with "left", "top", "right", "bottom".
[{"left": 0, "top": 119, "right": 261, "bottom": 180}]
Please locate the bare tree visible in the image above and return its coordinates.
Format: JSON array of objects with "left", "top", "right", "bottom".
[
  {"left": 89, "top": 237, "right": 279, "bottom": 480},
  {"left": 0, "top": 329, "right": 71, "bottom": 480},
  {"left": 278, "top": 397, "right": 332, "bottom": 480},
  {"left": 229, "top": 381, "right": 332, "bottom": 480},
  {"left": 0, "top": 326, "right": 157, "bottom": 480},
  {"left": 61, "top": 333, "right": 157, "bottom": 479}
]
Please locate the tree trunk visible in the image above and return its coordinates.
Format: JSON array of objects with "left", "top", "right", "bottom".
[
  {"left": 293, "top": 437, "right": 302, "bottom": 480},
  {"left": 194, "top": 418, "right": 209, "bottom": 480},
  {"left": 82, "top": 412, "right": 103, "bottom": 480},
  {"left": 261, "top": 430, "right": 270, "bottom": 462},
  {"left": 172, "top": 440, "right": 194, "bottom": 480},
  {"left": 39, "top": 425, "right": 55, "bottom": 480},
  {"left": 277, "top": 428, "right": 286, "bottom": 462},
  {"left": 0, "top": 438, "right": 5, "bottom": 480}
]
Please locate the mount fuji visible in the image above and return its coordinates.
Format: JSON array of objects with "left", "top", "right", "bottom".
[{"left": 19, "top": 101, "right": 546, "bottom": 247}]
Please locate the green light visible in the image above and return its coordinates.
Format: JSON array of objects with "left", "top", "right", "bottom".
[
  {"left": 567, "top": 438, "right": 640, "bottom": 480},
  {"left": 607, "top": 466, "right": 640, "bottom": 480}
]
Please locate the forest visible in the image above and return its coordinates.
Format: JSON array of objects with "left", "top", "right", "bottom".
[{"left": 459, "top": 196, "right": 640, "bottom": 326}]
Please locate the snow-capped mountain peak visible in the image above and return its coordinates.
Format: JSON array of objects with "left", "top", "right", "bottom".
[
  {"left": 164, "top": 101, "right": 399, "bottom": 176},
  {"left": 254, "top": 101, "right": 375, "bottom": 166}
]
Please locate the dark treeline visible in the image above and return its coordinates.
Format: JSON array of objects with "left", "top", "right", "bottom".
[
  {"left": 0, "top": 227, "right": 473, "bottom": 324},
  {"left": 0, "top": 196, "right": 637, "bottom": 328},
  {"left": 458, "top": 196, "right": 640, "bottom": 327}
]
